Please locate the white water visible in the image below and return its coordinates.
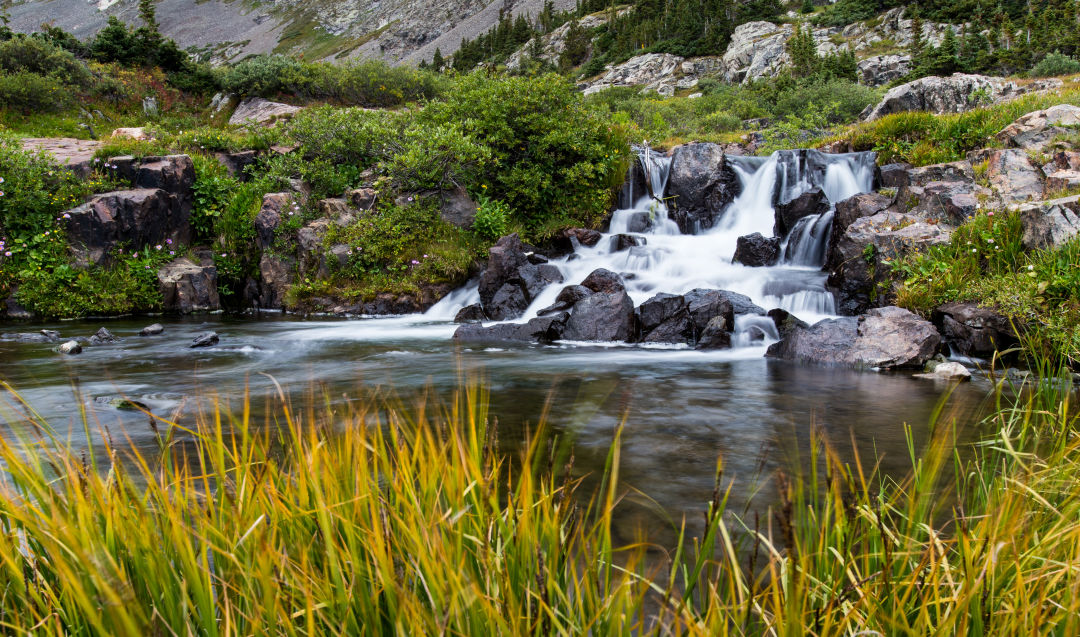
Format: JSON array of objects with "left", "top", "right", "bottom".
[{"left": 428, "top": 147, "right": 875, "bottom": 338}]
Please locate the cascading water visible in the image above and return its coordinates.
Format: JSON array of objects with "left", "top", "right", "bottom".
[{"left": 429, "top": 146, "right": 876, "bottom": 344}]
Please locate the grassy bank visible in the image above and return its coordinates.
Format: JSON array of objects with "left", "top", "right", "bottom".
[{"left": 0, "top": 368, "right": 1077, "bottom": 634}]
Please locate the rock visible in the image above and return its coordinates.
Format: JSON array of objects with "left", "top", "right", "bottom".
[
  {"left": 667, "top": 143, "right": 741, "bottom": 233},
  {"left": 537, "top": 285, "right": 593, "bottom": 316},
  {"left": 110, "top": 127, "right": 150, "bottom": 141},
  {"left": 228, "top": 97, "right": 302, "bottom": 127},
  {"left": 257, "top": 253, "right": 296, "bottom": 309},
  {"left": 505, "top": 11, "right": 616, "bottom": 70},
  {"left": 317, "top": 198, "right": 354, "bottom": 223},
  {"left": 914, "top": 361, "right": 971, "bottom": 381},
  {"left": 527, "top": 253, "right": 549, "bottom": 265},
  {"left": 610, "top": 234, "right": 646, "bottom": 252},
  {"left": 255, "top": 193, "right": 294, "bottom": 250},
  {"left": 190, "top": 332, "right": 219, "bottom": 348},
  {"left": 1015, "top": 195, "right": 1080, "bottom": 250},
  {"left": 695, "top": 316, "right": 732, "bottom": 350},
  {"left": 711, "top": 289, "right": 766, "bottom": 317},
  {"left": 626, "top": 211, "right": 652, "bottom": 233},
  {"left": 720, "top": 21, "right": 792, "bottom": 84},
  {"left": 19, "top": 137, "right": 103, "bottom": 178},
  {"left": 984, "top": 149, "right": 1044, "bottom": 204},
  {"left": 637, "top": 293, "right": 691, "bottom": 343},
  {"left": 453, "top": 303, "right": 487, "bottom": 323},
  {"left": 776, "top": 187, "right": 830, "bottom": 237},
  {"left": 2, "top": 332, "right": 53, "bottom": 343},
  {"left": 563, "top": 291, "right": 635, "bottom": 342},
  {"left": 932, "top": 301, "right": 1016, "bottom": 357},
  {"left": 733, "top": 233, "right": 780, "bottom": 267},
  {"left": 879, "top": 162, "right": 913, "bottom": 188},
  {"left": 348, "top": 187, "right": 378, "bottom": 210},
  {"left": 1044, "top": 151, "right": 1080, "bottom": 174},
  {"left": 477, "top": 234, "right": 562, "bottom": 320},
  {"left": 997, "top": 104, "right": 1080, "bottom": 151},
  {"left": 111, "top": 155, "right": 196, "bottom": 212},
  {"left": 57, "top": 340, "right": 82, "bottom": 355},
  {"left": 907, "top": 181, "right": 978, "bottom": 224},
  {"left": 830, "top": 192, "right": 893, "bottom": 255},
  {"left": 580, "top": 268, "right": 625, "bottom": 294},
  {"left": 40, "top": 330, "right": 60, "bottom": 342},
  {"left": 579, "top": 53, "right": 688, "bottom": 97},
  {"left": 557, "top": 228, "right": 604, "bottom": 252},
  {"left": 684, "top": 289, "right": 737, "bottom": 340},
  {"left": 63, "top": 189, "right": 188, "bottom": 267},
  {"left": 1, "top": 294, "right": 32, "bottom": 320},
  {"left": 1047, "top": 170, "right": 1080, "bottom": 192},
  {"left": 158, "top": 258, "right": 221, "bottom": 313},
  {"left": 826, "top": 210, "right": 952, "bottom": 315},
  {"left": 767, "top": 306, "right": 941, "bottom": 369},
  {"left": 857, "top": 54, "right": 912, "bottom": 87},
  {"left": 453, "top": 313, "right": 568, "bottom": 345},
  {"left": 862, "top": 74, "right": 1061, "bottom": 121},
  {"left": 215, "top": 150, "right": 260, "bottom": 180},
  {"left": 440, "top": 186, "right": 477, "bottom": 228},
  {"left": 139, "top": 323, "right": 164, "bottom": 336},
  {"left": 768, "top": 308, "right": 810, "bottom": 340},
  {"left": 905, "top": 160, "right": 975, "bottom": 186},
  {"left": 88, "top": 327, "right": 120, "bottom": 345}
]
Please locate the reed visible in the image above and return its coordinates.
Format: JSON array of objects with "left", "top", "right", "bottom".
[{"left": 0, "top": 369, "right": 1076, "bottom": 635}]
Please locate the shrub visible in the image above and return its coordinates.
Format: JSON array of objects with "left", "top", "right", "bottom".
[
  {"left": 286, "top": 106, "right": 400, "bottom": 167},
  {"left": 0, "top": 35, "right": 93, "bottom": 86},
  {"left": 219, "top": 55, "right": 306, "bottom": 97},
  {"left": 472, "top": 195, "right": 510, "bottom": 240},
  {"left": 1030, "top": 51, "right": 1080, "bottom": 78},
  {"left": 0, "top": 136, "right": 89, "bottom": 236},
  {"left": 190, "top": 155, "right": 237, "bottom": 242},
  {"left": 383, "top": 123, "right": 491, "bottom": 192},
  {"left": 0, "top": 71, "right": 70, "bottom": 112}
]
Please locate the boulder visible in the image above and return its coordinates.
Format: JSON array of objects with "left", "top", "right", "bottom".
[
  {"left": 684, "top": 288, "right": 737, "bottom": 338},
  {"left": 625, "top": 211, "right": 652, "bottom": 233},
  {"left": 477, "top": 234, "right": 563, "bottom": 320},
  {"left": 579, "top": 53, "right": 687, "bottom": 97},
  {"left": 57, "top": 340, "right": 82, "bottom": 355},
  {"left": 709, "top": 289, "right": 765, "bottom": 317},
  {"left": 914, "top": 361, "right": 971, "bottom": 381},
  {"left": 139, "top": 323, "right": 164, "bottom": 336},
  {"left": 768, "top": 308, "right": 810, "bottom": 341},
  {"left": 932, "top": 301, "right": 1016, "bottom": 357},
  {"left": 878, "top": 162, "right": 913, "bottom": 188},
  {"left": 695, "top": 316, "right": 732, "bottom": 350},
  {"left": 190, "top": 332, "right": 219, "bottom": 348},
  {"left": 537, "top": 285, "right": 593, "bottom": 316},
  {"left": 767, "top": 306, "right": 941, "bottom": 369},
  {"left": 88, "top": 327, "right": 120, "bottom": 345},
  {"left": 111, "top": 127, "right": 150, "bottom": 141},
  {"left": 19, "top": 137, "right": 102, "bottom": 178},
  {"left": 720, "top": 21, "right": 792, "bottom": 84},
  {"left": 215, "top": 150, "right": 260, "bottom": 180},
  {"left": 580, "top": 268, "right": 626, "bottom": 294},
  {"left": 255, "top": 193, "right": 294, "bottom": 250},
  {"left": 348, "top": 187, "right": 379, "bottom": 211},
  {"left": 158, "top": 258, "right": 221, "bottom": 313},
  {"left": 257, "top": 253, "right": 296, "bottom": 309},
  {"left": 826, "top": 210, "right": 952, "bottom": 315},
  {"left": 563, "top": 291, "right": 635, "bottom": 342},
  {"left": 453, "top": 303, "right": 487, "bottom": 323},
  {"left": 610, "top": 234, "right": 646, "bottom": 252},
  {"left": 1047, "top": 170, "right": 1080, "bottom": 192},
  {"left": 863, "top": 74, "right": 1062, "bottom": 121},
  {"left": 1015, "top": 195, "right": 1080, "bottom": 250},
  {"left": 997, "top": 104, "right": 1080, "bottom": 151},
  {"left": 453, "top": 313, "right": 568, "bottom": 344},
  {"left": 733, "top": 233, "right": 780, "bottom": 267},
  {"left": 64, "top": 189, "right": 188, "bottom": 267},
  {"left": 440, "top": 187, "right": 478, "bottom": 228},
  {"left": 856, "top": 54, "right": 912, "bottom": 87},
  {"left": 905, "top": 160, "right": 975, "bottom": 186},
  {"left": 776, "top": 187, "right": 830, "bottom": 237},
  {"left": 830, "top": 192, "right": 893, "bottom": 255},
  {"left": 984, "top": 149, "right": 1044, "bottom": 204},
  {"left": 111, "top": 155, "right": 196, "bottom": 212},
  {"left": 228, "top": 97, "right": 302, "bottom": 127},
  {"left": 561, "top": 228, "right": 603, "bottom": 248},
  {"left": 667, "top": 143, "right": 741, "bottom": 233},
  {"left": 907, "top": 181, "right": 978, "bottom": 224},
  {"left": 637, "top": 293, "right": 691, "bottom": 343}
]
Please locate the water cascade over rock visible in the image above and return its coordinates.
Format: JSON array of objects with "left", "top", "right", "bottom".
[{"left": 445, "top": 146, "right": 877, "bottom": 350}]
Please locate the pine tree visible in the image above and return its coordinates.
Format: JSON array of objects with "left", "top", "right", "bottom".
[
  {"left": 801, "top": 0, "right": 815, "bottom": 14},
  {"left": 431, "top": 47, "right": 445, "bottom": 72},
  {"left": 788, "top": 23, "right": 820, "bottom": 78}
]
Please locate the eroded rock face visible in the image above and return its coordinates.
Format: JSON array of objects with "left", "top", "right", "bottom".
[
  {"left": 579, "top": 53, "right": 722, "bottom": 97},
  {"left": 857, "top": 54, "right": 912, "bottom": 87},
  {"left": 158, "top": 257, "right": 221, "bottom": 313},
  {"left": 257, "top": 253, "right": 296, "bottom": 309},
  {"left": 255, "top": 193, "right": 294, "bottom": 250},
  {"left": 997, "top": 104, "right": 1080, "bottom": 150},
  {"left": 228, "top": 97, "right": 303, "bottom": 127},
  {"left": 932, "top": 301, "right": 1017, "bottom": 357},
  {"left": 1016, "top": 195, "right": 1080, "bottom": 250},
  {"left": 827, "top": 210, "right": 952, "bottom": 315},
  {"left": 64, "top": 189, "right": 188, "bottom": 267},
  {"left": 767, "top": 306, "right": 941, "bottom": 369},
  {"left": 984, "top": 149, "right": 1044, "bottom": 204},
  {"left": 862, "top": 74, "right": 1062, "bottom": 121},
  {"left": 112, "top": 155, "right": 196, "bottom": 211},
  {"left": 667, "top": 143, "right": 740, "bottom": 234},
  {"left": 720, "top": 21, "right": 792, "bottom": 84}
]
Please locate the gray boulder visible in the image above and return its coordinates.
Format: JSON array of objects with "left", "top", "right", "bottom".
[
  {"left": 984, "top": 149, "right": 1044, "bottom": 204},
  {"left": 776, "top": 187, "right": 829, "bottom": 237},
  {"left": 64, "top": 189, "right": 189, "bottom": 267},
  {"left": 140, "top": 323, "right": 164, "bottom": 336},
  {"left": 453, "top": 313, "right": 569, "bottom": 345},
  {"left": 733, "top": 233, "right": 781, "bottom": 267},
  {"left": 767, "top": 306, "right": 941, "bottom": 369},
  {"left": 857, "top": 54, "right": 912, "bottom": 87},
  {"left": 667, "top": 143, "right": 740, "bottom": 233},
  {"left": 863, "top": 74, "right": 1062, "bottom": 121},
  {"left": 453, "top": 303, "right": 487, "bottom": 323},
  {"left": 695, "top": 316, "right": 732, "bottom": 350},
  {"left": 611, "top": 234, "right": 646, "bottom": 252},
  {"left": 255, "top": 193, "right": 295, "bottom": 250},
  {"left": 997, "top": 104, "right": 1080, "bottom": 151},
  {"left": 932, "top": 301, "right": 1016, "bottom": 357},
  {"left": 158, "top": 257, "right": 221, "bottom": 313},
  {"left": 57, "top": 340, "right": 82, "bottom": 355},
  {"left": 563, "top": 291, "right": 635, "bottom": 342},
  {"left": 440, "top": 187, "right": 478, "bottom": 228},
  {"left": 88, "top": 327, "right": 120, "bottom": 345},
  {"left": 190, "top": 332, "right": 219, "bottom": 348},
  {"left": 1016, "top": 195, "right": 1080, "bottom": 250},
  {"left": 228, "top": 97, "right": 302, "bottom": 127},
  {"left": 537, "top": 285, "right": 593, "bottom": 316},
  {"left": 478, "top": 235, "right": 563, "bottom": 320},
  {"left": 637, "top": 293, "right": 691, "bottom": 343}
]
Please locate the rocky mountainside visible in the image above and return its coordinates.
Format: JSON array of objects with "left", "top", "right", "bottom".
[{"left": 7, "top": 0, "right": 575, "bottom": 64}]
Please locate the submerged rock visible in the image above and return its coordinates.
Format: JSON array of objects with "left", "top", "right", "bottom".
[
  {"left": 190, "top": 332, "right": 220, "bottom": 348},
  {"left": 139, "top": 323, "right": 165, "bottom": 336},
  {"left": 57, "top": 340, "right": 82, "bottom": 355},
  {"left": 914, "top": 361, "right": 971, "bottom": 381},
  {"left": 89, "top": 327, "right": 120, "bottom": 345},
  {"left": 776, "top": 187, "right": 829, "bottom": 237}
]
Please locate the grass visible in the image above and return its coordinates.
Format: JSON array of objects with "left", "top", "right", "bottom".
[{"left": 0, "top": 361, "right": 1077, "bottom": 634}]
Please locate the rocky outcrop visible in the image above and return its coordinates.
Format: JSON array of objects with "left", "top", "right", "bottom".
[
  {"left": 827, "top": 210, "right": 952, "bottom": 315},
  {"left": 983, "top": 149, "right": 1044, "bottom": 204},
  {"left": 505, "top": 11, "right": 617, "bottom": 71},
  {"left": 478, "top": 234, "right": 563, "bottom": 320},
  {"left": 932, "top": 301, "right": 1016, "bottom": 357},
  {"left": 767, "top": 306, "right": 941, "bottom": 369},
  {"left": 733, "top": 233, "right": 780, "bottom": 267},
  {"left": 829, "top": 192, "right": 893, "bottom": 253},
  {"left": 111, "top": 155, "right": 197, "bottom": 213},
  {"left": 579, "top": 53, "right": 722, "bottom": 97},
  {"left": 256, "top": 254, "right": 296, "bottom": 310},
  {"left": 719, "top": 21, "right": 792, "bottom": 84},
  {"left": 228, "top": 98, "right": 303, "bottom": 127},
  {"left": 64, "top": 189, "right": 190, "bottom": 267},
  {"left": 862, "top": 74, "right": 1062, "bottom": 121},
  {"left": 667, "top": 143, "right": 741, "bottom": 233},
  {"left": 997, "top": 104, "right": 1080, "bottom": 151},
  {"left": 1015, "top": 195, "right": 1080, "bottom": 250},
  {"left": 19, "top": 137, "right": 102, "bottom": 178},
  {"left": 857, "top": 54, "right": 912, "bottom": 87},
  {"left": 255, "top": 193, "right": 296, "bottom": 250},
  {"left": 157, "top": 257, "right": 221, "bottom": 313}
]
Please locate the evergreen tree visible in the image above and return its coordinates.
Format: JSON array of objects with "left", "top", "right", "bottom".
[
  {"left": 788, "top": 23, "right": 819, "bottom": 78},
  {"left": 431, "top": 47, "right": 445, "bottom": 72}
]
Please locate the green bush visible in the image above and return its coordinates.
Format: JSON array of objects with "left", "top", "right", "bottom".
[
  {"left": 472, "top": 195, "right": 510, "bottom": 240},
  {"left": 0, "top": 136, "right": 90, "bottom": 236},
  {"left": 286, "top": 106, "right": 400, "bottom": 167},
  {"left": 1030, "top": 51, "right": 1080, "bottom": 78},
  {"left": 0, "top": 35, "right": 93, "bottom": 86},
  {"left": 219, "top": 55, "right": 306, "bottom": 97},
  {"left": 0, "top": 71, "right": 71, "bottom": 112},
  {"left": 190, "top": 155, "right": 237, "bottom": 242},
  {"left": 383, "top": 123, "right": 491, "bottom": 192}
]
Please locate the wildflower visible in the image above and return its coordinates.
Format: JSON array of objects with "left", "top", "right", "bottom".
[
  {"left": 3, "top": 251, "right": 10, "bottom": 257},
  {"left": 410, "top": 259, "right": 420, "bottom": 265},
  {"left": 0, "top": 177, "right": 4, "bottom": 183},
  {"left": 220, "top": 253, "right": 227, "bottom": 257},
  {"left": 169, "top": 250, "right": 175, "bottom": 255},
  {"left": 971, "top": 248, "right": 977, "bottom": 253},
  {"left": 0, "top": 191, "right": 4, "bottom": 197},
  {"left": 987, "top": 211, "right": 994, "bottom": 217},
  {"left": 165, "top": 238, "right": 172, "bottom": 245},
  {"left": 155, "top": 244, "right": 162, "bottom": 250},
  {"left": 63, "top": 213, "right": 70, "bottom": 219},
  {"left": 422, "top": 254, "right": 428, "bottom": 258},
  {"left": 987, "top": 238, "right": 994, "bottom": 244},
  {"left": 1028, "top": 265, "right": 1035, "bottom": 271}
]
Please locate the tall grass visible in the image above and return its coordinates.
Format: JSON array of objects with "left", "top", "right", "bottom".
[{"left": 0, "top": 370, "right": 1077, "bottom": 635}]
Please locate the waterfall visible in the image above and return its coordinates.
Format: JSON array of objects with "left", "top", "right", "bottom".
[{"left": 431, "top": 148, "right": 875, "bottom": 340}]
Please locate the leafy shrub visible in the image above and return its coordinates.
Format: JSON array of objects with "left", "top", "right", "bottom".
[
  {"left": 190, "top": 155, "right": 237, "bottom": 242},
  {"left": 0, "top": 136, "right": 89, "bottom": 236},
  {"left": 383, "top": 123, "right": 491, "bottom": 192},
  {"left": 0, "top": 35, "right": 93, "bottom": 86},
  {"left": 286, "top": 106, "right": 400, "bottom": 167},
  {"left": 472, "top": 195, "right": 510, "bottom": 240},
  {"left": 1030, "top": 51, "right": 1080, "bottom": 78},
  {"left": 219, "top": 55, "right": 306, "bottom": 97},
  {"left": 0, "top": 72, "right": 70, "bottom": 112}
]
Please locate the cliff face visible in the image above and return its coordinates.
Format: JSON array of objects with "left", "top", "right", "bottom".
[{"left": 7, "top": 0, "right": 575, "bottom": 64}]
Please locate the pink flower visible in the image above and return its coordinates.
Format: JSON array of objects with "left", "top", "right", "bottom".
[
  {"left": 155, "top": 244, "right": 162, "bottom": 250},
  {"left": 3, "top": 251, "right": 10, "bottom": 257}
]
